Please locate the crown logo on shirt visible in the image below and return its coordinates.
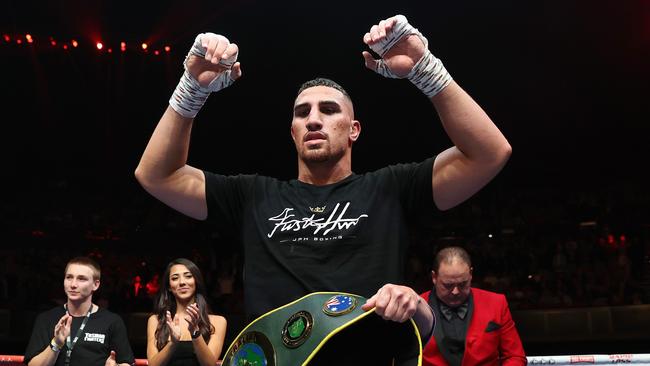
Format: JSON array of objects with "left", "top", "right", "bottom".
[{"left": 309, "top": 206, "right": 326, "bottom": 213}]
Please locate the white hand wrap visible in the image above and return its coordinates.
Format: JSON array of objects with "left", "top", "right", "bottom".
[
  {"left": 368, "top": 15, "right": 452, "bottom": 98},
  {"left": 169, "top": 33, "right": 238, "bottom": 119}
]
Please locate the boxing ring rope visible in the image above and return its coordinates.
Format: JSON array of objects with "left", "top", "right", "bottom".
[
  {"left": 0, "top": 356, "right": 221, "bottom": 366},
  {"left": 526, "top": 354, "right": 650, "bottom": 365},
  {"left": 1, "top": 354, "right": 650, "bottom": 365}
]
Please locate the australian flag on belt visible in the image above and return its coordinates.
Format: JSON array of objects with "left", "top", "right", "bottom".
[{"left": 324, "top": 295, "right": 355, "bottom": 314}]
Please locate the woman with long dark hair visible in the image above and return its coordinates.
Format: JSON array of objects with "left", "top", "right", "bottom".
[{"left": 146, "top": 258, "right": 226, "bottom": 366}]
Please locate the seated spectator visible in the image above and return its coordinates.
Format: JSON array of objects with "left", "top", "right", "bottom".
[
  {"left": 147, "top": 258, "right": 227, "bottom": 366},
  {"left": 420, "top": 247, "right": 526, "bottom": 366},
  {"left": 23, "top": 256, "right": 134, "bottom": 366}
]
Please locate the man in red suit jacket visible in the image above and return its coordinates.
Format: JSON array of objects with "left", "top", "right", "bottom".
[{"left": 420, "top": 247, "right": 526, "bottom": 366}]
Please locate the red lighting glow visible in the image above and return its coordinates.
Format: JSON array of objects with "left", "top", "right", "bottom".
[{"left": 7, "top": 33, "right": 174, "bottom": 60}]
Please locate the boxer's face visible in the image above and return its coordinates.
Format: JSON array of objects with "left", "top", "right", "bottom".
[
  {"left": 432, "top": 260, "right": 472, "bottom": 307},
  {"left": 291, "top": 86, "right": 360, "bottom": 164}
]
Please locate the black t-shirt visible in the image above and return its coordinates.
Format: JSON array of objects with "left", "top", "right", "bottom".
[
  {"left": 24, "top": 306, "right": 135, "bottom": 366},
  {"left": 205, "top": 157, "right": 437, "bottom": 318}
]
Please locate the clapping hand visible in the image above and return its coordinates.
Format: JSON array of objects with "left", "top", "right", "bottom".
[
  {"left": 165, "top": 310, "right": 182, "bottom": 343},
  {"left": 104, "top": 350, "right": 117, "bottom": 366},
  {"left": 53, "top": 314, "right": 71, "bottom": 348},
  {"left": 185, "top": 303, "right": 201, "bottom": 337}
]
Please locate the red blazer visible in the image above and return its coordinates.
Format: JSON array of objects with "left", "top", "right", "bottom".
[{"left": 420, "top": 288, "right": 526, "bottom": 366}]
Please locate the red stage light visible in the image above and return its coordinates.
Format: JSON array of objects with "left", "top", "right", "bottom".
[{"left": 8, "top": 33, "right": 177, "bottom": 60}]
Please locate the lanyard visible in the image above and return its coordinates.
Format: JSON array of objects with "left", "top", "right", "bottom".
[{"left": 63, "top": 304, "right": 92, "bottom": 366}]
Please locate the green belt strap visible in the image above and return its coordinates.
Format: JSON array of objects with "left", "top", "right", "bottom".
[{"left": 222, "top": 292, "right": 423, "bottom": 366}]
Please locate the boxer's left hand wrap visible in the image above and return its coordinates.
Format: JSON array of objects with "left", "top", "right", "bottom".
[
  {"left": 169, "top": 33, "right": 238, "bottom": 119},
  {"left": 369, "top": 15, "right": 452, "bottom": 98}
]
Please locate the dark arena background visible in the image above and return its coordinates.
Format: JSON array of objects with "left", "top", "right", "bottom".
[{"left": 1, "top": 0, "right": 649, "bottom": 363}]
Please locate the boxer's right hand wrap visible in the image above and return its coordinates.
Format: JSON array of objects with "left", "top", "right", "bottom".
[
  {"left": 169, "top": 33, "right": 238, "bottom": 119},
  {"left": 369, "top": 15, "right": 452, "bottom": 98}
]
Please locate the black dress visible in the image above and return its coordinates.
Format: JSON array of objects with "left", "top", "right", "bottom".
[{"left": 167, "top": 341, "right": 200, "bottom": 366}]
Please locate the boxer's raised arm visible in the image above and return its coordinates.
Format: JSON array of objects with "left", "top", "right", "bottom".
[
  {"left": 135, "top": 33, "right": 242, "bottom": 220},
  {"left": 362, "top": 15, "right": 511, "bottom": 211}
]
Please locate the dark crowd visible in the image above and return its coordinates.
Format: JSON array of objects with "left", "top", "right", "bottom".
[{"left": 2, "top": 177, "right": 648, "bottom": 319}]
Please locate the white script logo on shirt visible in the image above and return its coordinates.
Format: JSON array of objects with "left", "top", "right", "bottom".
[
  {"left": 267, "top": 202, "right": 368, "bottom": 238},
  {"left": 84, "top": 333, "right": 106, "bottom": 344}
]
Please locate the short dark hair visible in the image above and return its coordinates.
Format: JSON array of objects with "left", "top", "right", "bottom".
[
  {"left": 432, "top": 246, "right": 472, "bottom": 272},
  {"left": 65, "top": 256, "right": 101, "bottom": 281},
  {"left": 297, "top": 78, "right": 351, "bottom": 100}
]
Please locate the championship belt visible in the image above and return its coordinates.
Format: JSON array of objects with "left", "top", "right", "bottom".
[{"left": 222, "top": 292, "right": 423, "bottom": 366}]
